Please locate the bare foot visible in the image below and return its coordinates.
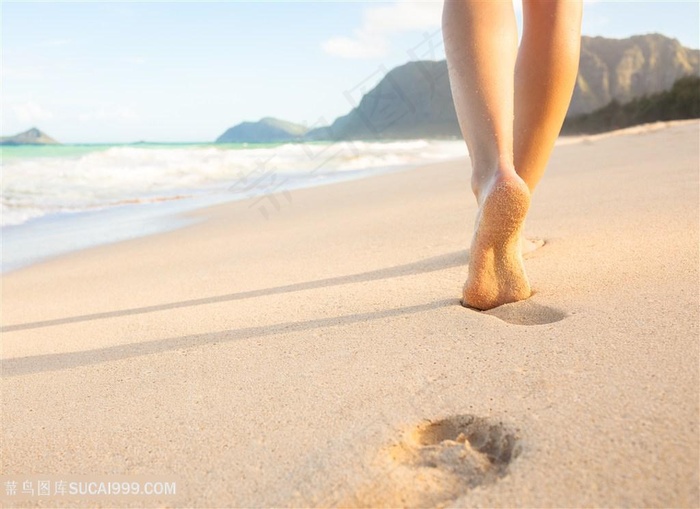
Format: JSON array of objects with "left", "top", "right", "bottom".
[{"left": 462, "top": 173, "right": 532, "bottom": 310}]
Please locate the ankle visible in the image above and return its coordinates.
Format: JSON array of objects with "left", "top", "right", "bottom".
[{"left": 471, "top": 165, "right": 518, "bottom": 203}]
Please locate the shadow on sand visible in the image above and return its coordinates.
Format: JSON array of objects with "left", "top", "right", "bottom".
[
  {"left": 2, "top": 251, "right": 470, "bottom": 377},
  {"left": 2, "top": 248, "right": 566, "bottom": 377},
  {"left": 2, "top": 250, "right": 468, "bottom": 334},
  {"left": 2, "top": 299, "right": 459, "bottom": 377}
]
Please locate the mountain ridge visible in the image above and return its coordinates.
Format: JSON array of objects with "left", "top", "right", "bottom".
[
  {"left": 215, "top": 117, "right": 308, "bottom": 143},
  {"left": 217, "top": 33, "right": 699, "bottom": 142}
]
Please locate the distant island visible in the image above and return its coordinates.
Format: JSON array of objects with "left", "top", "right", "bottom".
[
  {"left": 217, "top": 33, "right": 700, "bottom": 143},
  {"left": 0, "top": 128, "right": 59, "bottom": 146},
  {"left": 216, "top": 117, "right": 308, "bottom": 143}
]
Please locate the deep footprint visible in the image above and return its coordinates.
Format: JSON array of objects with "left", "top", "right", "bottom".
[
  {"left": 348, "top": 415, "right": 522, "bottom": 508},
  {"left": 484, "top": 299, "right": 567, "bottom": 325}
]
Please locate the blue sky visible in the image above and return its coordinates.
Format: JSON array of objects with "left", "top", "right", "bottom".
[{"left": 3, "top": 1, "right": 699, "bottom": 143}]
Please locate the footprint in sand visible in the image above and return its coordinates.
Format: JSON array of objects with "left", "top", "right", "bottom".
[
  {"left": 484, "top": 299, "right": 567, "bottom": 325},
  {"left": 348, "top": 415, "right": 521, "bottom": 508}
]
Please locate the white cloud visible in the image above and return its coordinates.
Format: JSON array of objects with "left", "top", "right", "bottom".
[
  {"left": 12, "top": 101, "right": 54, "bottom": 124},
  {"left": 322, "top": 0, "right": 442, "bottom": 59},
  {"left": 79, "top": 105, "right": 139, "bottom": 122},
  {"left": 325, "top": 0, "right": 602, "bottom": 59},
  {"left": 322, "top": 34, "right": 388, "bottom": 59}
]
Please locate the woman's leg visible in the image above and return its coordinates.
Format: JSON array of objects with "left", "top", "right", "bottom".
[
  {"left": 442, "top": 0, "right": 582, "bottom": 310},
  {"left": 515, "top": 0, "right": 583, "bottom": 191},
  {"left": 442, "top": 0, "right": 518, "bottom": 198},
  {"left": 443, "top": 0, "right": 532, "bottom": 310}
]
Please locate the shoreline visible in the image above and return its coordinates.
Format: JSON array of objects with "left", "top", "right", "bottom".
[
  {"left": 4, "top": 119, "right": 695, "bottom": 275},
  {"left": 1, "top": 163, "right": 417, "bottom": 273}
]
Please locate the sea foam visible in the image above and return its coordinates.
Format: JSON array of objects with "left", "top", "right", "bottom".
[{"left": 1, "top": 139, "right": 466, "bottom": 227}]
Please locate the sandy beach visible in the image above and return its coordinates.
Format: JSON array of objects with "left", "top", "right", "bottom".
[{"left": 2, "top": 120, "right": 698, "bottom": 507}]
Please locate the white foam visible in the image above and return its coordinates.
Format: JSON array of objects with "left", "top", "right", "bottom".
[{"left": 1, "top": 140, "right": 467, "bottom": 226}]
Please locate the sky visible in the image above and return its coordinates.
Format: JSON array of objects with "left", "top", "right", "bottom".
[{"left": 3, "top": 1, "right": 699, "bottom": 143}]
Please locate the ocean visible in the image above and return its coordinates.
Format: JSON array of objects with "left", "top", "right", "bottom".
[{"left": 1, "top": 139, "right": 467, "bottom": 271}]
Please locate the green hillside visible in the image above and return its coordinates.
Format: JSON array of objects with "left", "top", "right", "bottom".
[{"left": 562, "top": 76, "right": 700, "bottom": 134}]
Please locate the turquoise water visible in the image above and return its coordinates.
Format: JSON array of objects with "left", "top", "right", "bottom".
[
  {"left": 1, "top": 141, "right": 269, "bottom": 153},
  {"left": 0, "top": 141, "right": 320, "bottom": 160}
]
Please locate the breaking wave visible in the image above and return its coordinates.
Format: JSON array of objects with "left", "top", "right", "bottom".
[{"left": 1, "top": 139, "right": 466, "bottom": 226}]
